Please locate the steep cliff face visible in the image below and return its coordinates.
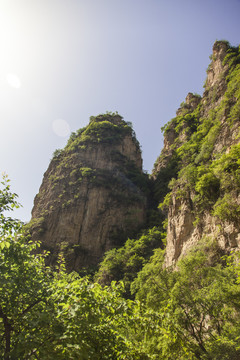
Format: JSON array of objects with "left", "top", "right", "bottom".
[
  {"left": 153, "top": 41, "right": 240, "bottom": 267},
  {"left": 30, "top": 113, "right": 148, "bottom": 271}
]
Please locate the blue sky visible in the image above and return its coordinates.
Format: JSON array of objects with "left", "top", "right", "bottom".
[{"left": 0, "top": 0, "right": 240, "bottom": 222}]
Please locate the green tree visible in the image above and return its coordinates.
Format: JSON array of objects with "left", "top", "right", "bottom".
[
  {"left": 132, "top": 240, "right": 240, "bottom": 359},
  {"left": 96, "top": 227, "right": 165, "bottom": 297},
  {"left": 0, "top": 175, "right": 151, "bottom": 359},
  {"left": 0, "top": 175, "right": 55, "bottom": 359}
]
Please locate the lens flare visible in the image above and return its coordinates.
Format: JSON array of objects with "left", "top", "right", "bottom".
[{"left": 52, "top": 118, "right": 70, "bottom": 137}]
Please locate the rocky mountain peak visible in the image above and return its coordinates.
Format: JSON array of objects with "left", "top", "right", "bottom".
[
  {"left": 176, "top": 92, "right": 201, "bottom": 116},
  {"left": 205, "top": 40, "right": 229, "bottom": 89},
  {"left": 89, "top": 112, "right": 123, "bottom": 125},
  {"left": 30, "top": 113, "right": 148, "bottom": 271}
]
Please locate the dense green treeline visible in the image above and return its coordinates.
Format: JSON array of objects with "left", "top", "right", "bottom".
[{"left": 1, "top": 179, "right": 240, "bottom": 358}]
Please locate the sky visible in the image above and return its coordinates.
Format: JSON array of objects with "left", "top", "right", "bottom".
[{"left": 0, "top": 0, "right": 240, "bottom": 222}]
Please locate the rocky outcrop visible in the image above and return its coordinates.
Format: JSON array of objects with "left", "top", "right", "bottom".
[
  {"left": 153, "top": 41, "right": 240, "bottom": 267},
  {"left": 153, "top": 91, "right": 202, "bottom": 180},
  {"left": 30, "top": 114, "right": 148, "bottom": 271},
  {"left": 31, "top": 41, "right": 240, "bottom": 273}
]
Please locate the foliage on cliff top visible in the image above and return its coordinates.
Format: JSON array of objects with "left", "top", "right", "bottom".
[
  {"left": 49, "top": 112, "right": 146, "bottom": 194},
  {"left": 51, "top": 113, "right": 140, "bottom": 164},
  {"left": 53, "top": 112, "right": 140, "bottom": 155}
]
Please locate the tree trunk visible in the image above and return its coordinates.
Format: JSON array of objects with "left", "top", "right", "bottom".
[{"left": 0, "top": 306, "right": 11, "bottom": 360}]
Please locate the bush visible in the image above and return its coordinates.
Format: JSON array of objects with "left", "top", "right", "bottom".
[
  {"left": 213, "top": 193, "right": 240, "bottom": 223},
  {"left": 195, "top": 172, "right": 220, "bottom": 200}
]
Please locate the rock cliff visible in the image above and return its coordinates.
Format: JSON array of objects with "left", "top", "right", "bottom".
[
  {"left": 31, "top": 41, "right": 240, "bottom": 273},
  {"left": 153, "top": 40, "right": 240, "bottom": 267},
  {"left": 30, "top": 113, "right": 148, "bottom": 271}
]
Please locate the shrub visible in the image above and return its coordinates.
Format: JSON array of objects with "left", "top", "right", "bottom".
[{"left": 213, "top": 193, "right": 240, "bottom": 223}]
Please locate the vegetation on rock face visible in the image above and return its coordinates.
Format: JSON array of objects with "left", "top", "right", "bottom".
[
  {"left": 158, "top": 41, "right": 240, "bottom": 227},
  {"left": 95, "top": 226, "right": 166, "bottom": 297},
  {"left": 49, "top": 113, "right": 143, "bottom": 195},
  {"left": 44, "top": 112, "right": 145, "bottom": 206}
]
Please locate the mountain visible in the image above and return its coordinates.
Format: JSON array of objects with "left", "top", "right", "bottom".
[
  {"left": 153, "top": 40, "right": 240, "bottom": 267},
  {"left": 30, "top": 113, "right": 149, "bottom": 271},
  {"left": 30, "top": 40, "right": 240, "bottom": 274}
]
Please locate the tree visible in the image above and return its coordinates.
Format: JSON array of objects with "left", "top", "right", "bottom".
[
  {"left": 0, "top": 175, "right": 151, "bottom": 359},
  {"left": 0, "top": 175, "right": 56, "bottom": 359},
  {"left": 132, "top": 240, "right": 240, "bottom": 359}
]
